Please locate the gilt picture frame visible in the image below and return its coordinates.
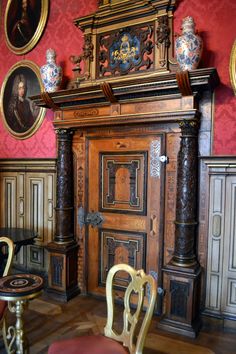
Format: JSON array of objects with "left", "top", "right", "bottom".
[
  {"left": 0, "top": 60, "right": 45, "bottom": 139},
  {"left": 4, "top": 0, "right": 49, "bottom": 55},
  {"left": 230, "top": 40, "right": 236, "bottom": 96}
]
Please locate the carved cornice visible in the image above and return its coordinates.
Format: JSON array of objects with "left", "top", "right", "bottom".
[
  {"left": 31, "top": 68, "right": 219, "bottom": 111},
  {"left": 74, "top": 0, "right": 177, "bottom": 31}
]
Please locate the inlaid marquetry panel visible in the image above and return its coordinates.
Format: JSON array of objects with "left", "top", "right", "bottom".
[
  {"left": 99, "top": 229, "right": 146, "bottom": 288},
  {"left": 100, "top": 152, "right": 147, "bottom": 214}
]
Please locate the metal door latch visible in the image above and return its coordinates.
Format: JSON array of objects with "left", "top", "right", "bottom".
[{"left": 159, "top": 155, "right": 169, "bottom": 163}]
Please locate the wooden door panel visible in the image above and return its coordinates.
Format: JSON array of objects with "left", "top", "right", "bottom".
[
  {"left": 100, "top": 152, "right": 147, "bottom": 214},
  {"left": 88, "top": 136, "right": 164, "bottom": 296},
  {"left": 99, "top": 229, "right": 146, "bottom": 288}
]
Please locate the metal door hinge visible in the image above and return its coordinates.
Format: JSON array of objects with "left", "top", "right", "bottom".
[{"left": 78, "top": 207, "right": 104, "bottom": 228}]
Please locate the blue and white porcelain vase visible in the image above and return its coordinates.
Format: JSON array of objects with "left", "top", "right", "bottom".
[
  {"left": 40, "top": 49, "right": 62, "bottom": 92},
  {"left": 175, "top": 16, "right": 203, "bottom": 71}
]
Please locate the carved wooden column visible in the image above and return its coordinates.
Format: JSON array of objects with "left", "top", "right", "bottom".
[
  {"left": 160, "top": 115, "right": 202, "bottom": 337},
  {"left": 46, "top": 129, "right": 79, "bottom": 301}
]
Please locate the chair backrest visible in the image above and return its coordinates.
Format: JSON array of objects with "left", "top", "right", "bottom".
[
  {"left": 104, "top": 264, "right": 157, "bottom": 354},
  {"left": 0, "top": 237, "right": 14, "bottom": 277}
]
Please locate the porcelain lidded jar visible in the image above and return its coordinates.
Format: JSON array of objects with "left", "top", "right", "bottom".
[
  {"left": 175, "top": 16, "right": 203, "bottom": 71},
  {"left": 40, "top": 49, "right": 62, "bottom": 92}
]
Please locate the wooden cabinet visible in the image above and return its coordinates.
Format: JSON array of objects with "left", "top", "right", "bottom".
[
  {"left": 204, "top": 158, "right": 236, "bottom": 320},
  {"left": 32, "top": 67, "right": 219, "bottom": 336},
  {"left": 30, "top": 0, "right": 219, "bottom": 336},
  {"left": 0, "top": 159, "right": 56, "bottom": 275}
]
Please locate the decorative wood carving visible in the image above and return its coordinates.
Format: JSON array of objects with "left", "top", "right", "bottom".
[
  {"left": 70, "top": 0, "right": 178, "bottom": 82},
  {"left": 172, "top": 119, "right": 200, "bottom": 267},
  {"left": 55, "top": 129, "right": 74, "bottom": 243},
  {"left": 73, "top": 136, "right": 87, "bottom": 293},
  {"left": 68, "top": 34, "right": 94, "bottom": 88},
  {"left": 31, "top": 0, "right": 220, "bottom": 335},
  {"left": 46, "top": 129, "right": 79, "bottom": 301},
  {"left": 100, "top": 82, "right": 117, "bottom": 103},
  {"left": 156, "top": 15, "right": 171, "bottom": 68},
  {"left": 98, "top": 25, "right": 154, "bottom": 77},
  {"left": 176, "top": 71, "right": 193, "bottom": 96}
]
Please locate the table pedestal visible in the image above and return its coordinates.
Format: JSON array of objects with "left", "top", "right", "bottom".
[{"left": 0, "top": 274, "right": 44, "bottom": 354}]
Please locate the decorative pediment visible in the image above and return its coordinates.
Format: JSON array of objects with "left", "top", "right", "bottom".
[{"left": 69, "top": 0, "right": 177, "bottom": 87}]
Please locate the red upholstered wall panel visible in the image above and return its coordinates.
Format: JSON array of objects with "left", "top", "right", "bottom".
[
  {"left": 174, "top": 0, "right": 236, "bottom": 155},
  {"left": 0, "top": 0, "right": 235, "bottom": 157},
  {"left": 0, "top": 0, "right": 98, "bottom": 158}
]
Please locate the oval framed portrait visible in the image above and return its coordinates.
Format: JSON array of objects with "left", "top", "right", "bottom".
[
  {"left": 230, "top": 40, "right": 236, "bottom": 96},
  {"left": 0, "top": 60, "right": 45, "bottom": 140},
  {"left": 4, "top": 0, "right": 49, "bottom": 55}
]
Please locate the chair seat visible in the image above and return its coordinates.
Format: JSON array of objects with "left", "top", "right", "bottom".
[
  {"left": 48, "top": 335, "right": 128, "bottom": 354},
  {"left": 0, "top": 300, "right": 7, "bottom": 321}
]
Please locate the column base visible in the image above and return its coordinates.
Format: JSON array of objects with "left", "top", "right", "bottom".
[
  {"left": 158, "top": 317, "right": 201, "bottom": 338},
  {"left": 46, "top": 241, "right": 79, "bottom": 302},
  {"left": 159, "top": 262, "right": 202, "bottom": 337},
  {"left": 46, "top": 285, "right": 80, "bottom": 302}
]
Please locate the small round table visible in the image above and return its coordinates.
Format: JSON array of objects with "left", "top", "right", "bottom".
[
  {"left": 0, "top": 228, "right": 37, "bottom": 254},
  {"left": 0, "top": 273, "right": 44, "bottom": 354}
]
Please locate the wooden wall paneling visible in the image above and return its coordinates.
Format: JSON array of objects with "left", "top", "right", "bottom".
[
  {"left": 221, "top": 176, "right": 236, "bottom": 316},
  {"left": 26, "top": 175, "right": 44, "bottom": 239},
  {"left": 0, "top": 159, "right": 56, "bottom": 276},
  {"left": 196, "top": 91, "right": 215, "bottom": 309},
  {"left": 0, "top": 173, "right": 18, "bottom": 228},
  {"left": 18, "top": 173, "right": 25, "bottom": 229},
  {"left": 204, "top": 158, "right": 236, "bottom": 322},
  {"left": 0, "top": 172, "right": 27, "bottom": 268},
  {"left": 205, "top": 175, "right": 225, "bottom": 312}
]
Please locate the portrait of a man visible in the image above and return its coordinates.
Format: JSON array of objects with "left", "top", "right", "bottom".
[
  {"left": 1, "top": 60, "right": 45, "bottom": 139},
  {"left": 4, "top": 0, "right": 48, "bottom": 55}
]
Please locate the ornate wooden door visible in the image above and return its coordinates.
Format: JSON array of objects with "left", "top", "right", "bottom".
[{"left": 87, "top": 135, "right": 165, "bottom": 296}]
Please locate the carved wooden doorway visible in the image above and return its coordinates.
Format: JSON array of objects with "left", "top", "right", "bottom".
[{"left": 86, "top": 134, "right": 165, "bottom": 296}]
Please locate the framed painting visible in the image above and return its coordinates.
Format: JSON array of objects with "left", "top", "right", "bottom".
[
  {"left": 0, "top": 60, "right": 45, "bottom": 139},
  {"left": 230, "top": 40, "right": 236, "bottom": 96},
  {"left": 4, "top": 0, "right": 49, "bottom": 55}
]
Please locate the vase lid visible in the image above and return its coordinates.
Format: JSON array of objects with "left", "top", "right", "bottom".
[
  {"left": 181, "top": 16, "right": 196, "bottom": 33},
  {"left": 46, "top": 48, "right": 56, "bottom": 62}
]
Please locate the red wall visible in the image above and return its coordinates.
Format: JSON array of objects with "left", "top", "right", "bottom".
[
  {"left": 0, "top": 0, "right": 98, "bottom": 158},
  {"left": 0, "top": 0, "right": 235, "bottom": 157},
  {"left": 175, "top": 0, "right": 236, "bottom": 155}
]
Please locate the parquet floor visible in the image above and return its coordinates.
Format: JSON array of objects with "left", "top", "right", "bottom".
[{"left": 0, "top": 293, "right": 236, "bottom": 354}]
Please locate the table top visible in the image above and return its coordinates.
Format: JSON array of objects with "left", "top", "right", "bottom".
[
  {"left": 0, "top": 228, "right": 37, "bottom": 246},
  {"left": 0, "top": 273, "right": 44, "bottom": 301}
]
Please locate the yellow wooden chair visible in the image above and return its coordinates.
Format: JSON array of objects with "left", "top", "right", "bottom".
[
  {"left": 48, "top": 263, "right": 157, "bottom": 354},
  {"left": 0, "top": 237, "right": 14, "bottom": 352}
]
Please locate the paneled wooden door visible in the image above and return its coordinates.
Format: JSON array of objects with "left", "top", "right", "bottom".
[{"left": 87, "top": 135, "right": 165, "bottom": 296}]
